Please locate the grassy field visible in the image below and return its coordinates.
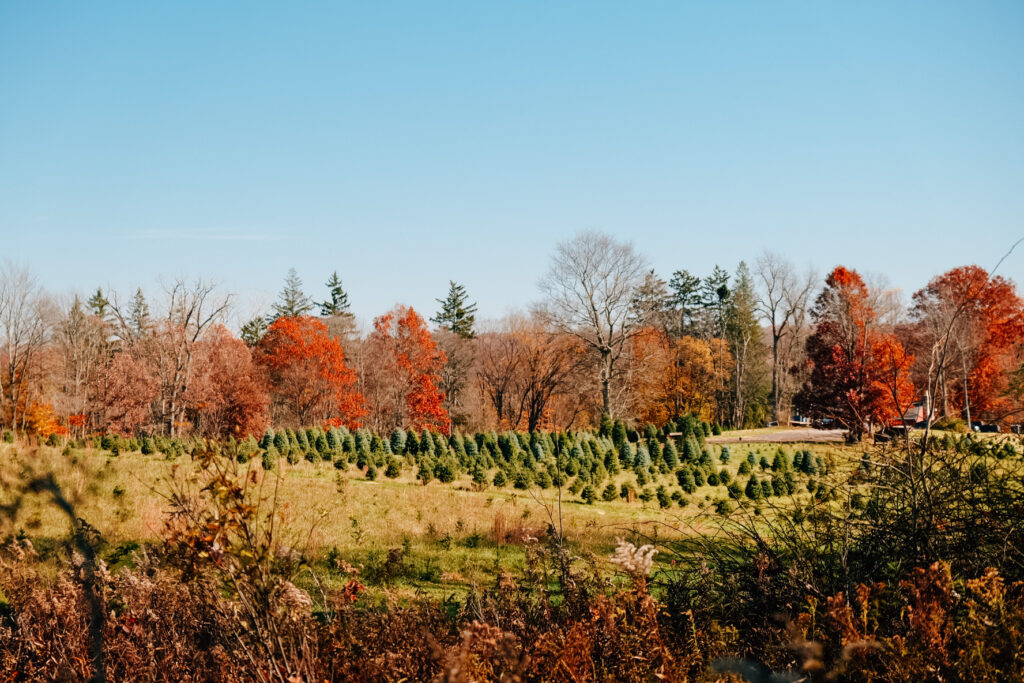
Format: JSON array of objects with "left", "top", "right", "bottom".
[{"left": 0, "top": 432, "right": 864, "bottom": 600}]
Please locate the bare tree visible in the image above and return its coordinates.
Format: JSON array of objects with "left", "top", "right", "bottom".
[
  {"left": 475, "top": 316, "right": 527, "bottom": 427},
  {"left": 434, "top": 328, "right": 476, "bottom": 428},
  {"left": 55, "top": 295, "right": 108, "bottom": 435},
  {"left": 538, "top": 231, "right": 648, "bottom": 416},
  {"left": 0, "top": 262, "right": 51, "bottom": 431},
  {"left": 141, "top": 279, "right": 232, "bottom": 435},
  {"left": 754, "top": 251, "right": 815, "bottom": 422}
]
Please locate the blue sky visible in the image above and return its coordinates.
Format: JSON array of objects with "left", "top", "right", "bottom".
[{"left": 1, "top": 1, "right": 1022, "bottom": 328}]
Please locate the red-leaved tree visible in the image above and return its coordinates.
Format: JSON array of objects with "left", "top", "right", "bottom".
[
  {"left": 187, "top": 325, "right": 270, "bottom": 438},
  {"left": 795, "top": 266, "right": 915, "bottom": 440},
  {"left": 363, "top": 305, "right": 450, "bottom": 434},
  {"left": 256, "top": 316, "right": 365, "bottom": 428},
  {"left": 100, "top": 352, "right": 158, "bottom": 436}
]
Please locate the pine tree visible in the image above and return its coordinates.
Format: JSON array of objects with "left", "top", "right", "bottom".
[
  {"left": 676, "top": 467, "right": 696, "bottom": 494},
  {"left": 240, "top": 316, "right": 268, "bottom": 347},
  {"left": 431, "top": 280, "right": 478, "bottom": 338},
  {"left": 667, "top": 270, "right": 702, "bottom": 336},
  {"left": 127, "top": 288, "right": 150, "bottom": 337},
  {"left": 87, "top": 288, "right": 110, "bottom": 320},
  {"left": 271, "top": 268, "right": 314, "bottom": 320},
  {"left": 663, "top": 439, "right": 679, "bottom": 468},
  {"left": 319, "top": 271, "right": 353, "bottom": 318}
]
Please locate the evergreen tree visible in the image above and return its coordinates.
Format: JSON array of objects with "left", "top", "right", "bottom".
[
  {"left": 602, "top": 483, "right": 618, "bottom": 501},
  {"left": 676, "top": 467, "right": 696, "bottom": 494},
  {"left": 87, "top": 288, "right": 111, "bottom": 319},
  {"left": 701, "top": 265, "right": 731, "bottom": 338},
  {"left": 240, "top": 316, "right": 268, "bottom": 347},
  {"left": 612, "top": 420, "right": 628, "bottom": 452},
  {"left": 127, "top": 288, "right": 150, "bottom": 338},
  {"left": 390, "top": 428, "right": 407, "bottom": 454},
  {"left": 271, "top": 268, "right": 314, "bottom": 319},
  {"left": 431, "top": 280, "right": 478, "bottom": 338},
  {"left": 667, "top": 269, "right": 703, "bottom": 337},
  {"left": 319, "top": 271, "right": 353, "bottom": 318},
  {"left": 384, "top": 458, "right": 402, "bottom": 478},
  {"left": 723, "top": 262, "right": 770, "bottom": 428},
  {"left": 663, "top": 439, "right": 679, "bottom": 468},
  {"left": 693, "top": 467, "right": 706, "bottom": 486}
]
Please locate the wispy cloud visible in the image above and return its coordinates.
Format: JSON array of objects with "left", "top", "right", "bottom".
[{"left": 125, "top": 229, "right": 281, "bottom": 242}]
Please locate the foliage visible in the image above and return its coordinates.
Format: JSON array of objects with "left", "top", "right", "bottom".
[{"left": 256, "top": 316, "right": 365, "bottom": 428}]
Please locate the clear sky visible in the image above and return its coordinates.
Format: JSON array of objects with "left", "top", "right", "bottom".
[{"left": 2, "top": 1, "right": 1022, "bottom": 329}]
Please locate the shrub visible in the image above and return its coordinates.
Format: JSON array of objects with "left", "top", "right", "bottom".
[
  {"left": 261, "top": 447, "right": 278, "bottom": 470},
  {"left": 656, "top": 486, "right": 671, "bottom": 508},
  {"left": 676, "top": 468, "right": 696, "bottom": 494},
  {"left": 580, "top": 485, "right": 596, "bottom": 504},
  {"left": 434, "top": 458, "right": 456, "bottom": 483},
  {"left": 512, "top": 469, "right": 532, "bottom": 490},
  {"left": 601, "top": 483, "right": 618, "bottom": 501},
  {"left": 384, "top": 458, "right": 402, "bottom": 478},
  {"left": 535, "top": 470, "right": 552, "bottom": 489}
]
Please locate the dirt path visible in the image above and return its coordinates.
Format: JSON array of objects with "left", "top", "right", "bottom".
[{"left": 706, "top": 428, "right": 846, "bottom": 444}]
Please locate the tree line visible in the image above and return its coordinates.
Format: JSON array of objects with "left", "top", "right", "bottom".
[{"left": 1, "top": 231, "right": 1022, "bottom": 439}]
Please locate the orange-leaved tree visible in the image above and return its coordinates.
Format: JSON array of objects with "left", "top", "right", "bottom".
[
  {"left": 363, "top": 305, "right": 450, "bottom": 434},
  {"left": 26, "top": 402, "right": 67, "bottom": 440},
  {"left": 256, "top": 316, "right": 364, "bottom": 428},
  {"left": 911, "top": 265, "right": 1024, "bottom": 423},
  {"left": 628, "top": 327, "right": 734, "bottom": 426}
]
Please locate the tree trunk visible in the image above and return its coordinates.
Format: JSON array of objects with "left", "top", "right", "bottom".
[{"left": 600, "top": 349, "right": 611, "bottom": 416}]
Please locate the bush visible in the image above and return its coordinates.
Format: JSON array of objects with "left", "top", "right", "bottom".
[
  {"left": 434, "top": 458, "right": 456, "bottom": 483},
  {"left": 601, "top": 483, "right": 618, "bottom": 501},
  {"left": 580, "top": 485, "right": 596, "bottom": 504},
  {"left": 656, "top": 486, "right": 671, "bottom": 508},
  {"left": 933, "top": 416, "right": 969, "bottom": 433},
  {"left": 384, "top": 458, "right": 402, "bottom": 478},
  {"left": 535, "top": 470, "right": 552, "bottom": 489},
  {"left": 512, "top": 469, "right": 532, "bottom": 490},
  {"left": 676, "top": 468, "right": 696, "bottom": 494},
  {"left": 491, "top": 469, "right": 507, "bottom": 487},
  {"left": 261, "top": 447, "right": 278, "bottom": 470}
]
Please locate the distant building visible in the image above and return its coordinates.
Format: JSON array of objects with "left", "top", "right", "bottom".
[{"left": 894, "top": 393, "right": 930, "bottom": 428}]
